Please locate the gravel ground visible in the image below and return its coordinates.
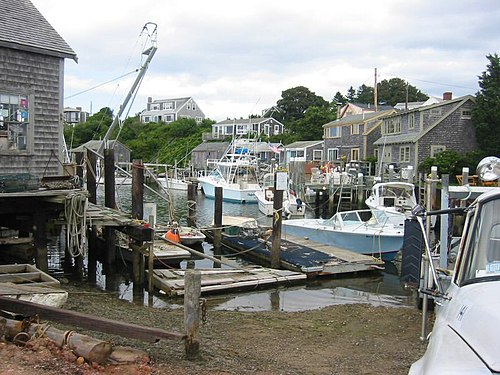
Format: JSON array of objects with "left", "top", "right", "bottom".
[{"left": 0, "top": 281, "right": 430, "bottom": 375}]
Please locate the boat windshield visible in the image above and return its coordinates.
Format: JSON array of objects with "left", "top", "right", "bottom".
[{"left": 458, "top": 197, "right": 500, "bottom": 285}]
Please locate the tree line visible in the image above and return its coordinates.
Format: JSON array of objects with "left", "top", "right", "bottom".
[{"left": 65, "top": 55, "right": 500, "bottom": 170}]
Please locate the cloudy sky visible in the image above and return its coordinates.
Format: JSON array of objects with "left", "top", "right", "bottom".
[{"left": 31, "top": 0, "right": 499, "bottom": 122}]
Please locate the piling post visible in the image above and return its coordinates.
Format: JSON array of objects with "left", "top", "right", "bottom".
[
  {"left": 213, "top": 187, "right": 223, "bottom": 268},
  {"left": 315, "top": 190, "right": 321, "bottom": 218},
  {"left": 33, "top": 211, "right": 48, "bottom": 272},
  {"left": 132, "top": 160, "right": 145, "bottom": 290},
  {"left": 104, "top": 149, "right": 117, "bottom": 265},
  {"left": 184, "top": 270, "right": 201, "bottom": 359},
  {"left": 86, "top": 151, "right": 97, "bottom": 284},
  {"left": 187, "top": 183, "right": 197, "bottom": 227},
  {"left": 462, "top": 167, "right": 469, "bottom": 186},
  {"left": 148, "top": 215, "right": 155, "bottom": 295},
  {"left": 388, "top": 164, "right": 394, "bottom": 182},
  {"left": 271, "top": 189, "right": 284, "bottom": 269}
]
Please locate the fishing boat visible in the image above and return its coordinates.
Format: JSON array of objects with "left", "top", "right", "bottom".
[
  {"left": 158, "top": 175, "right": 191, "bottom": 191},
  {"left": 281, "top": 209, "right": 405, "bottom": 261},
  {"left": 410, "top": 157, "right": 500, "bottom": 374},
  {"left": 365, "top": 182, "right": 417, "bottom": 227},
  {"left": 160, "top": 221, "right": 205, "bottom": 246},
  {"left": 197, "top": 139, "right": 262, "bottom": 203}
]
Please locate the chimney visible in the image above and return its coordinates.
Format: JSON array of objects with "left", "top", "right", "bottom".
[{"left": 443, "top": 92, "right": 452, "bottom": 101}]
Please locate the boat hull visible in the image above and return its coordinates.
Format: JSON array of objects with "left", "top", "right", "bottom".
[
  {"left": 255, "top": 190, "right": 306, "bottom": 217},
  {"left": 282, "top": 219, "right": 403, "bottom": 261},
  {"left": 198, "top": 177, "right": 259, "bottom": 203}
]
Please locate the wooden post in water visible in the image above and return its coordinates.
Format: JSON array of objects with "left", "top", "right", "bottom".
[
  {"left": 132, "top": 159, "right": 145, "bottom": 290},
  {"left": 213, "top": 186, "right": 223, "bottom": 268},
  {"left": 104, "top": 149, "right": 117, "bottom": 265},
  {"left": 33, "top": 211, "right": 48, "bottom": 272},
  {"left": 187, "top": 183, "right": 197, "bottom": 227},
  {"left": 271, "top": 189, "right": 283, "bottom": 269},
  {"left": 148, "top": 215, "right": 155, "bottom": 295},
  {"left": 184, "top": 270, "right": 201, "bottom": 359},
  {"left": 86, "top": 151, "right": 97, "bottom": 284},
  {"left": 315, "top": 190, "right": 321, "bottom": 218}
]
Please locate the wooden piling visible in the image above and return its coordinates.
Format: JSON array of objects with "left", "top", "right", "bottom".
[
  {"left": 213, "top": 186, "right": 223, "bottom": 268},
  {"left": 187, "top": 183, "right": 197, "bottom": 227},
  {"left": 132, "top": 160, "right": 145, "bottom": 289},
  {"left": 86, "top": 151, "right": 97, "bottom": 283},
  {"left": 271, "top": 189, "right": 283, "bottom": 269},
  {"left": 184, "top": 270, "right": 201, "bottom": 359},
  {"left": 33, "top": 211, "right": 48, "bottom": 272},
  {"left": 104, "top": 149, "right": 117, "bottom": 265}
]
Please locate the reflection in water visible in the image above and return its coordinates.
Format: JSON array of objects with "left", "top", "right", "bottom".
[{"left": 46, "top": 184, "right": 416, "bottom": 312}]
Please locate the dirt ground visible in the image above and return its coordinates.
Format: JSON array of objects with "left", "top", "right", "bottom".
[{"left": 0, "top": 282, "right": 429, "bottom": 375}]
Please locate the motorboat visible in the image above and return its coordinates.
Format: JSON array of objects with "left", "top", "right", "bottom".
[
  {"left": 254, "top": 172, "right": 305, "bottom": 218},
  {"left": 158, "top": 175, "right": 191, "bottom": 191},
  {"left": 255, "top": 187, "right": 305, "bottom": 218},
  {"left": 161, "top": 221, "right": 206, "bottom": 246},
  {"left": 365, "top": 181, "right": 417, "bottom": 227},
  {"left": 198, "top": 139, "right": 262, "bottom": 203},
  {"left": 410, "top": 157, "right": 500, "bottom": 374},
  {"left": 282, "top": 209, "right": 404, "bottom": 261}
]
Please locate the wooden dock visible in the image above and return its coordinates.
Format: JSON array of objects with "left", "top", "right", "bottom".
[
  {"left": 0, "top": 264, "right": 68, "bottom": 307},
  {"left": 281, "top": 234, "right": 384, "bottom": 275},
  {"left": 150, "top": 267, "right": 307, "bottom": 296}
]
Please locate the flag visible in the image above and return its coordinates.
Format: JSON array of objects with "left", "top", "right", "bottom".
[{"left": 268, "top": 142, "right": 281, "bottom": 154}]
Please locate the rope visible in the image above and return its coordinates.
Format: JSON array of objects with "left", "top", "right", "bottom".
[{"left": 64, "top": 191, "right": 88, "bottom": 258}]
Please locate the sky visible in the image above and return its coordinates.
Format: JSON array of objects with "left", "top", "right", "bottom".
[{"left": 31, "top": 0, "right": 500, "bottom": 122}]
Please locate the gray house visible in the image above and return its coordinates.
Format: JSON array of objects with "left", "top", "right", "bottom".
[
  {"left": 140, "top": 97, "right": 205, "bottom": 124},
  {"left": 190, "top": 141, "right": 230, "bottom": 170},
  {"left": 211, "top": 117, "right": 285, "bottom": 139},
  {"left": 0, "top": 0, "right": 77, "bottom": 176},
  {"left": 323, "top": 110, "right": 395, "bottom": 163},
  {"left": 373, "top": 94, "right": 477, "bottom": 171},
  {"left": 283, "top": 140, "right": 324, "bottom": 164}
]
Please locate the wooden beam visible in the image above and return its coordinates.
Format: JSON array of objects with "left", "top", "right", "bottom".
[{"left": 0, "top": 296, "right": 185, "bottom": 343}]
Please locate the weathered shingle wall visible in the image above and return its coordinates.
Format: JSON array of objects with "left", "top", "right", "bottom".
[{"left": 0, "top": 47, "right": 63, "bottom": 176}]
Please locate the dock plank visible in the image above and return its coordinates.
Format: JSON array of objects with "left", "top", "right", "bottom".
[{"left": 151, "top": 267, "right": 306, "bottom": 296}]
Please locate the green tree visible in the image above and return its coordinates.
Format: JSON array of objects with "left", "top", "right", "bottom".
[
  {"left": 346, "top": 86, "right": 356, "bottom": 102},
  {"left": 64, "top": 107, "right": 113, "bottom": 148},
  {"left": 377, "top": 78, "right": 428, "bottom": 106},
  {"left": 332, "top": 91, "right": 347, "bottom": 106},
  {"left": 276, "top": 86, "right": 329, "bottom": 123},
  {"left": 355, "top": 84, "right": 374, "bottom": 104},
  {"left": 288, "top": 106, "right": 336, "bottom": 141},
  {"left": 472, "top": 53, "right": 500, "bottom": 156}
]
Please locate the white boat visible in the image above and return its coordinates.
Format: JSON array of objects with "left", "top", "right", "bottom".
[
  {"left": 255, "top": 187, "right": 305, "bottom": 218},
  {"left": 158, "top": 176, "right": 191, "bottom": 191},
  {"left": 282, "top": 209, "right": 404, "bottom": 261},
  {"left": 161, "top": 222, "right": 206, "bottom": 246},
  {"left": 410, "top": 188, "right": 500, "bottom": 374},
  {"left": 198, "top": 140, "right": 262, "bottom": 203},
  {"left": 365, "top": 181, "right": 417, "bottom": 228}
]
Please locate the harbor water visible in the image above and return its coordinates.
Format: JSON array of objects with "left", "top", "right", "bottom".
[{"left": 49, "top": 183, "right": 417, "bottom": 312}]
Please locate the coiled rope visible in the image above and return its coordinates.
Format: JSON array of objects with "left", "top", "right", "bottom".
[{"left": 65, "top": 191, "right": 88, "bottom": 258}]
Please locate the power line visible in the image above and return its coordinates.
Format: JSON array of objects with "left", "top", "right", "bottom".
[{"left": 64, "top": 69, "right": 139, "bottom": 100}]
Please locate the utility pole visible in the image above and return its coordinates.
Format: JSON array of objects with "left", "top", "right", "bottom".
[{"left": 374, "top": 67, "right": 378, "bottom": 112}]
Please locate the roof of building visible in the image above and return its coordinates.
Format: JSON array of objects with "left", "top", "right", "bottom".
[
  {"left": 323, "top": 110, "right": 394, "bottom": 127},
  {"left": 215, "top": 117, "right": 283, "bottom": 125},
  {"left": 70, "top": 140, "right": 130, "bottom": 153},
  {"left": 191, "top": 141, "right": 231, "bottom": 152},
  {"left": 0, "top": 0, "right": 77, "bottom": 61},
  {"left": 284, "top": 140, "right": 324, "bottom": 149}
]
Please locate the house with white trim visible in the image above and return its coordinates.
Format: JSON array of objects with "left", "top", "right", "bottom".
[{"left": 140, "top": 97, "right": 205, "bottom": 124}]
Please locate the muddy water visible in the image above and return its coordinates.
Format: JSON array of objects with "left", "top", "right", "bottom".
[{"left": 48, "top": 184, "right": 417, "bottom": 312}]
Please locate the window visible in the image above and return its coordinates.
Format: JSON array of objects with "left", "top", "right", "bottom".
[
  {"left": 274, "top": 125, "right": 280, "bottom": 134},
  {"left": 163, "top": 102, "right": 174, "bottom": 110},
  {"left": 408, "top": 113, "right": 415, "bottom": 130},
  {"left": 374, "top": 148, "right": 379, "bottom": 160},
  {"left": 430, "top": 108, "right": 442, "bottom": 116},
  {"left": 192, "top": 103, "right": 196, "bottom": 110},
  {"left": 328, "top": 148, "right": 339, "bottom": 160},
  {"left": 326, "top": 126, "right": 341, "bottom": 138},
  {"left": 350, "top": 148, "right": 360, "bottom": 161},
  {"left": 225, "top": 125, "right": 234, "bottom": 134},
  {"left": 430, "top": 145, "right": 446, "bottom": 157},
  {"left": 164, "top": 114, "right": 174, "bottom": 122},
  {"left": 384, "top": 118, "right": 401, "bottom": 134},
  {"left": 195, "top": 116, "right": 202, "bottom": 123},
  {"left": 143, "top": 116, "right": 150, "bottom": 123},
  {"left": 0, "top": 92, "right": 31, "bottom": 153},
  {"left": 461, "top": 110, "right": 472, "bottom": 119},
  {"left": 313, "top": 149, "right": 323, "bottom": 161},
  {"left": 400, "top": 146, "right": 410, "bottom": 162},
  {"left": 351, "top": 123, "right": 360, "bottom": 135}
]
